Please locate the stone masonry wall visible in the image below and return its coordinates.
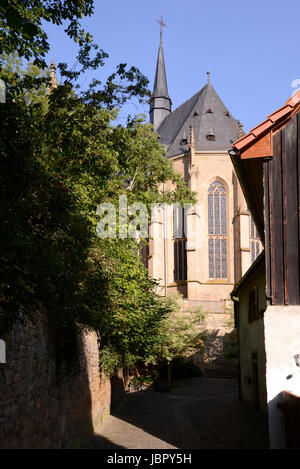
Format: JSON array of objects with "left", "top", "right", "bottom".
[{"left": 0, "top": 316, "right": 126, "bottom": 448}]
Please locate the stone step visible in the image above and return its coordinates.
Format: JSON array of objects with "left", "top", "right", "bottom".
[{"left": 204, "top": 367, "right": 238, "bottom": 379}]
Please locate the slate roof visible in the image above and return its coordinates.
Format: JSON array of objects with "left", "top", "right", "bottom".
[{"left": 157, "top": 82, "right": 241, "bottom": 157}]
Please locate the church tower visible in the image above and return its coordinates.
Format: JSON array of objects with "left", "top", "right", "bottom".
[{"left": 148, "top": 23, "right": 261, "bottom": 311}]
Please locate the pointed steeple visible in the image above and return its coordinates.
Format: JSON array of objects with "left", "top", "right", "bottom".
[
  {"left": 152, "top": 39, "right": 170, "bottom": 100},
  {"left": 150, "top": 17, "right": 172, "bottom": 131}
]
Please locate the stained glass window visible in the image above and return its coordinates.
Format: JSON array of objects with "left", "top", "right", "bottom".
[
  {"left": 208, "top": 238, "right": 214, "bottom": 278},
  {"left": 208, "top": 181, "right": 227, "bottom": 279},
  {"left": 221, "top": 238, "right": 227, "bottom": 278},
  {"left": 208, "top": 194, "right": 213, "bottom": 234},
  {"left": 208, "top": 181, "right": 226, "bottom": 235}
]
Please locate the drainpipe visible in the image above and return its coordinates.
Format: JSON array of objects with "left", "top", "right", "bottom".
[{"left": 163, "top": 183, "right": 167, "bottom": 297}]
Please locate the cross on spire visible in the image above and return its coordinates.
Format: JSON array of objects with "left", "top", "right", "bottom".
[
  {"left": 47, "top": 60, "right": 58, "bottom": 92},
  {"left": 156, "top": 15, "right": 166, "bottom": 43}
]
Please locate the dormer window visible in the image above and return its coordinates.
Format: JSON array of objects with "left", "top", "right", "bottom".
[
  {"left": 180, "top": 132, "right": 188, "bottom": 146},
  {"left": 206, "top": 108, "right": 213, "bottom": 114},
  {"left": 206, "top": 128, "right": 215, "bottom": 141},
  {"left": 225, "top": 111, "right": 230, "bottom": 117},
  {"left": 193, "top": 112, "right": 199, "bottom": 117}
]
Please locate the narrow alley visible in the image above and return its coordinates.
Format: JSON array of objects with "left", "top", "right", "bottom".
[{"left": 82, "top": 376, "right": 269, "bottom": 449}]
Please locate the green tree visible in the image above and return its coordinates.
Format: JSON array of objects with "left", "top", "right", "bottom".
[
  {"left": 146, "top": 297, "right": 207, "bottom": 385},
  {"left": 0, "top": 56, "right": 196, "bottom": 375},
  {"left": 0, "top": 1, "right": 150, "bottom": 109},
  {"left": 0, "top": 0, "right": 95, "bottom": 66},
  {"left": 0, "top": 1, "right": 192, "bottom": 376}
]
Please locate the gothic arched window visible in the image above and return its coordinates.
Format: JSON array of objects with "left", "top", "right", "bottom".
[{"left": 208, "top": 181, "right": 227, "bottom": 279}]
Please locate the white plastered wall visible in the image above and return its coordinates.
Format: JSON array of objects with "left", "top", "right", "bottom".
[{"left": 264, "top": 306, "right": 300, "bottom": 448}]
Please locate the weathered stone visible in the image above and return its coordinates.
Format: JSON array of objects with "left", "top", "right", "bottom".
[{"left": 0, "top": 315, "right": 126, "bottom": 448}]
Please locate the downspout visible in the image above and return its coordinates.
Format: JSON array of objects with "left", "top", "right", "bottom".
[{"left": 163, "top": 183, "right": 167, "bottom": 297}]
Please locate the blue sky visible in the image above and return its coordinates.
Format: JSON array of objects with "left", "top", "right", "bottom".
[{"left": 43, "top": 0, "right": 300, "bottom": 132}]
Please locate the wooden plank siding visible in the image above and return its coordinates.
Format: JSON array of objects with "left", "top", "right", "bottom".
[
  {"left": 284, "top": 117, "right": 299, "bottom": 304},
  {"left": 270, "top": 131, "right": 285, "bottom": 304},
  {"left": 263, "top": 160, "right": 272, "bottom": 301},
  {"left": 265, "top": 113, "right": 300, "bottom": 305}
]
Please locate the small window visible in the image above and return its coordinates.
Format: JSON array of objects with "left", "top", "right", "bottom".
[
  {"left": 180, "top": 137, "right": 188, "bottom": 146},
  {"left": 173, "top": 204, "right": 185, "bottom": 239},
  {"left": 206, "top": 108, "right": 213, "bottom": 113},
  {"left": 193, "top": 111, "right": 199, "bottom": 117},
  {"left": 174, "top": 239, "right": 187, "bottom": 282},
  {"left": 173, "top": 205, "right": 187, "bottom": 282},
  {"left": 206, "top": 128, "right": 215, "bottom": 141},
  {"left": 225, "top": 111, "right": 230, "bottom": 117},
  {"left": 248, "top": 286, "right": 259, "bottom": 323}
]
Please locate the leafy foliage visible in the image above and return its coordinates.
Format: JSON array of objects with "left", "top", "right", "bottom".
[
  {"left": 146, "top": 296, "right": 207, "bottom": 365},
  {"left": 223, "top": 329, "right": 238, "bottom": 360},
  {"left": 0, "top": 1, "right": 186, "bottom": 376},
  {"left": 0, "top": 55, "right": 196, "bottom": 375},
  {"left": 0, "top": 1, "right": 151, "bottom": 109},
  {"left": 0, "top": 0, "right": 95, "bottom": 66}
]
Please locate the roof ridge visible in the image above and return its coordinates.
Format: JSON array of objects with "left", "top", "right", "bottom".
[
  {"left": 167, "top": 82, "right": 231, "bottom": 155},
  {"left": 157, "top": 82, "right": 240, "bottom": 156},
  {"left": 171, "top": 84, "right": 211, "bottom": 147},
  {"left": 169, "top": 87, "right": 204, "bottom": 116},
  {"left": 158, "top": 87, "right": 203, "bottom": 130}
]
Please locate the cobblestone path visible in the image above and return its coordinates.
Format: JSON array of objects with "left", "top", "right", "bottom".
[{"left": 81, "top": 376, "right": 269, "bottom": 449}]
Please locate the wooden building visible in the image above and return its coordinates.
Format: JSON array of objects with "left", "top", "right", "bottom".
[{"left": 230, "top": 91, "right": 300, "bottom": 448}]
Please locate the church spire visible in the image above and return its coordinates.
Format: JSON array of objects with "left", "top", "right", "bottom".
[{"left": 150, "top": 16, "right": 172, "bottom": 131}]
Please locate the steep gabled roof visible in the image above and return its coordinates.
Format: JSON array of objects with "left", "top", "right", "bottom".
[{"left": 157, "top": 82, "right": 241, "bottom": 157}]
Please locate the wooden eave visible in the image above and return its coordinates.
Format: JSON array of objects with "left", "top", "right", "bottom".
[{"left": 233, "top": 90, "right": 300, "bottom": 160}]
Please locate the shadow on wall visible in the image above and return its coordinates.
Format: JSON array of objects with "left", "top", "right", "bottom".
[
  {"left": 268, "top": 390, "right": 300, "bottom": 449},
  {"left": 110, "top": 370, "right": 130, "bottom": 411},
  {"left": 0, "top": 315, "right": 127, "bottom": 449}
]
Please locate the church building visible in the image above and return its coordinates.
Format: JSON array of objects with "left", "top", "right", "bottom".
[{"left": 147, "top": 28, "right": 261, "bottom": 312}]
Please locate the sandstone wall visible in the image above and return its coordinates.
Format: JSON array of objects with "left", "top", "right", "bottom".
[{"left": 0, "top": 316, "right": 126, "bottom": 448}]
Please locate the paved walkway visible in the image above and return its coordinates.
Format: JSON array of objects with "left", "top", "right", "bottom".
[{"left": 81, "top": 376, "right": 269, "bottom": 449}]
